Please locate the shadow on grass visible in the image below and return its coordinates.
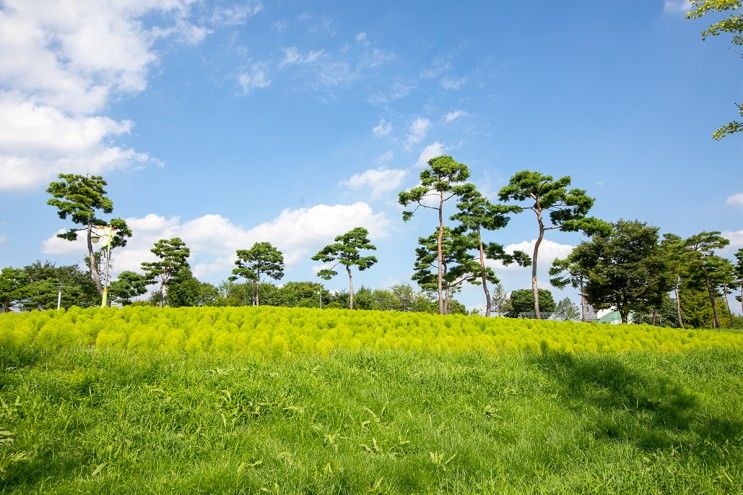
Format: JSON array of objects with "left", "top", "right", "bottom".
[{"left": 532, "top": 351, "right": 742, "bottom": 454}]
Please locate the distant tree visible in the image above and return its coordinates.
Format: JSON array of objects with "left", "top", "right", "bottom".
[
  {"left": 491, "top": 283, "right": 511, "bottom": 316},
  {"left": 686, "top": 0, "right": 742, "bottom": 139},
  {"left": 685, "top": 231, "right": 733, "bottom": 328},
  {"left": 578, "top": 220, "right": 671, "bottom": 324},
  {"left": 659, "top": 233, "right": 695, "bottom": 328},
  {"left": 553, "top": 297, "right": 580, "bottom": 321},
  {"left": 312, "top": 227, "right": 377, "bottom": 310},
  {"left": 141, "top": 238, "right": 191, "bottom": 308},
  {"left": 412, "top": 227, "right": 480, "bottom": 314},
  {"left": 506, "top": 289, "right": 556, "bottom": 318},
  {"left": 13, "top": 261, "right": 99, "bottom": 310},
  {"left": 734, "top": 248, "right": 743, "bottom": 313},
  {"left": 166, "top": 268, "right": 219, "bottom": 307},
  {"left": 277, "top": 282, "right": 329, "bottom": 308},
  {"left": 549, "top": 246, "right": 592, "bottom": 322},
  {"left": 230, "top": 242, "right": 285, "bottom": 306},
  {"left": 108, "top": 271, "right": 149, "bottom": 306},
  {"left": 498, "top": 170, "right": 606, "bottom": 319},
  {"left": 399, "top": 156, "right": 470, "bottom": 314},
  {"left": 451, "top": 184, "right": 529, "bottom": 316},
  {"left": 0, "top": 267, "right": 28, "bottom": 312},
  {"left": 46, "top": 174, "right": 132, "bottom": 296}
]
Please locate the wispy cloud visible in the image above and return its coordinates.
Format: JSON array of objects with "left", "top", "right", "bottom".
[
  {"left": 210, "top": 2, "right": 263, "bottom": 26},
  {"left": 441, "top": 76, "right": 467, "bottom": 90},
  {"left": 663, "top": 0, "right": 691, "bottom": 13},
  {"left": 237, "top": 62, "right": 271, "bottom": 93},
  {"left": 444, "top": 110, "right": 467, "bottom": 123},
  {"left": 372, "top": 119, "right": 392, "bottom": 137},
  {"left": 725, "top": 192, "right": 743, "bottom": 208},
  {"left": 340, "top": 167, "right": 408, "bottom": 199},
  {"left": 280, "top": 47, "right": 325, "bottom": 66},
  {"left": 405, "top": 117, "right": 431, "bottom": 149}
]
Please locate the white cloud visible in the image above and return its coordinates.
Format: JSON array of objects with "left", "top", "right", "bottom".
[
  {"left": 43, "top": 203, "right": 390, "bottom": 280},
  {"left": 489, "top": 239, "right": 575, "bottom": 273},
  {"left": 375, "top": 150, "right": 394, "bottom": 165},
  {"left": 663, "top": 0, "right": 691, "bottom": 13},
  {"left": 355, "top": 32, "right": 370, "bottom": 47},
  {"left": 368, "top": 80, "right": 415, "bottom": 105},
  {"left": 210, "top": 3, "right": 263, "bottom": 26},
  {"left": 415, "top": 142, "right": 445, "bottom": 167},
  {"left": 340, "top": 168, "right": 408, "bottom": 199},
  {"left": 238, "top": 62, "right": 271, "bottom": 93},
  {"left": 0, "top": 235, "right": 6, "bottom": 245},
  {"left": 0, "top": 0, "right": 201, "bottom": 190},
  {"left": 280, "top": 47, "right": 325, "bottom": 66},
  {"left": 272, "top": 20, "right": 287, "bottom": 33},
  {"left": 441, "top": 77, "right": 467, "bottom": 90},
  {"left": 722, "top": 230, "right": 743, "bottom": 251},
  {"left": 372, "top": 119, "right": 392, "bottom": 137},
  {"left": 725, "top": 192, "right": 743, "bottom": 208},
  {"left": 444, "top": 110, "right": 467, "bottom": 123},
  {"left": 406, "top": 117, "right": 430, "bottom": 149}
]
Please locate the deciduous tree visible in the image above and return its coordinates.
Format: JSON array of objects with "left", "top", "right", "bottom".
[{"left": 686, "top": 0, "right": 742, "bottom": 139}]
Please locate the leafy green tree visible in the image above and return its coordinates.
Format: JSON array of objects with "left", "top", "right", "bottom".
[
  {"left": 13, "top": 261, "right": 99, "bottom": 310},
  {"left": 230, "top": 242, "right": 285, "bottom": 306},
  {"left": 659, "top": 233, "right": 695, "bottom": 328},
  {"left": 412, "top": 227, "right": 481, "bottom": 314},
  {"left": 0, "top": 268, "right": 28, "bottom": 312},
  {"left": 577, "top": 220, "right": 671, "bottom": 324},
  {"left": 506, "top": 289, "right": 556, "bottom": 318},
  {"left": 498, "top": 170, "right": 605, "bottom": 319},
  {"left": 549, "top": 246, "right": 593, "bottom": 322},
  {"left": 553, "top": 297, "right": 581, "bottom": 321},
  {"left": 141, "top": 237, "right": 191, "bottom": 308},
  {"left": 451, "top": 184, "right": 529, "bottom": 316},
  {"left": 166, "top": 267, "right": 219, "bottom": 307},
  {"left": 734, "top": 248, "right": 743, "bottom": 313},
  {"left": 686, "top": 0, "right": 742, "bottom": 139},
  {"left": 312, "top": 227, "right": 377, "bottom": 310},
  {"left": 46, "top": 174, "right": 132, "bottom": 296},
  {"left": 491, "top": 282, "right": 511, "bottom": 316},
  {"left": 399, "top": 156, "right": 470, "bottom": 314},
  {"left": 685, "top": 231, "right": 733, "bottom": 328},
  {"left": 108, "top": 271, "right": 149, "bottom": 306}
]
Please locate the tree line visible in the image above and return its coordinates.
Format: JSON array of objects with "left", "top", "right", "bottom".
[{"left": 1, "top": 160, "right": 740, "bottom": 330}]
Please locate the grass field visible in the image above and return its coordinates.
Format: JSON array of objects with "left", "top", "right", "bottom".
[{"left": 1, "top": 307, "right": 742, "bottom": 493}]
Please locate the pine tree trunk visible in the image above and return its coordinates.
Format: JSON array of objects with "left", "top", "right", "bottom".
[
  {"left": 437, "top": 191, "right": 445, "bottom": 315},
  {"left": 579, "top": 277, "right": 586, "bottom": 322},
  {"left": 159, "top": 278, "right": 165, "bottom": 308},
  {"left": 722, "top": 285, "right": 733, "bottom": 326},
  {"left": 705, "top": 277, "right": 720, "bottom": 328},
  {"left": 674, "top": 280, "right": 684, "bottom": 329},
  {"left": 347, "top": 266, "right": 354, "bottom": 310},
  {"left": 532, "top": 211, "right": 544, "bottom": 319},
  {"left": 478, "top": 231, "right": 492, "bottom": 316},
  {"left": 620, "top": 309, "right": 629, "bottom": 324},
  {"left": 86, "top": 222, "right": 103, "bottom": 295},
  {"left": 255, "top": 280, "right": 260, "bottom": 306}
]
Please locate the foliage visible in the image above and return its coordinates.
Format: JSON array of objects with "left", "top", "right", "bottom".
[
  {"left": 231, "top": 242, "right": 285, "bottom": 306},
  {"left": 575, "top": 220, "right": 671, "bottom": 324},
  {"left": 0, "top": 261, "right": 99, "bottom": 311},
  {"left": 506, "top": 289, "right": 556, "bottom": 318},
  {"left": 553, "top": 298, "right": 580, "bottom": 321},
  {"left": 686, "top": 0, "right": 742, "bottom": 139},
  {"left": 451, "top": 184, "right": 528, "bottom": 316},
  {"left": 399, "top": 156, "right": 470, "bottom": 313},
  {"left": 141, "top": 238, "right": 191, "bottom": 308},
  {"left": 498, "top": 170, "right": 606, "bottom": 319},
  {"left": 46, "top": 174, "right": 131, "bottom": 295},
  {"left": 685, "top": 231, "right": 734, "bottom": 328},
  {"left": 312, "top": 227, "right": 377, "bottom": 309},
  {"left": 108, "top": 271, "right": 149, "bottom": 306},
  {"left": 1, "top": 306, "right": 742, "bottom": 357}
]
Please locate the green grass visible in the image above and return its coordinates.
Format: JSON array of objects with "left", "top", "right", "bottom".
[{"left": 1, "top": 345, "right": 741, "bottom": 494}]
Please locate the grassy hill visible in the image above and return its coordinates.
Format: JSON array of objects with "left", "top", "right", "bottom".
[{"left": 1, "top": 306, "right": 741, "bottom": 493}]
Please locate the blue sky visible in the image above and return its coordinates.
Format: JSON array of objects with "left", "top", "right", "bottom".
[{"left": 0, "top": 0, "right": 741, "bottom": 310}]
